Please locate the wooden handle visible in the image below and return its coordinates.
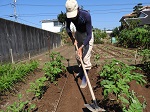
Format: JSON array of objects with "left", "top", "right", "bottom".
[{"left": 75, "top": 44, "right": 96, "bottom": 101}]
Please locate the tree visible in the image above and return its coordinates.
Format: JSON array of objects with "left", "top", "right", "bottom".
[
  {"left": 133, "top": 3, "right": 143, "bottom": 12},
  {"left": 133, "top": 3, "right": 143, "bottom": 17},
  {"left": 93, "top": 28, "right": 107, "bottom": 44},
  {"left": 127, "top": 19, "right": 141, "bottom": 30},
  {"left": 110, "top": 27, "right": 120, "bottom": 37},
  {"left": 57, "top": 11, "right": 66, "bottom": 26}
]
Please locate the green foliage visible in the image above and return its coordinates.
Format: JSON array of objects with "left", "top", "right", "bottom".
[
  {"left": 0, "top": 61, "right": 39, "bottom": 92},
  {"left": 93, "top": 28, "right": 106, "bottom": 44},
  {"left": 138, "top": 49, "right": 150, "bottom": 63},
  {"left": 122, "top": 91, "right": 146, "bottom": 112},
  {"left": 2, "top": 94, "right": 36, "bottom": 112},
  {"left": 43, "top": 52, "right": 66, "bottom": 83},
  {"left": 94, "top": 54, "right": 100, "bottom": 67},
  {"left": 59, "top": 29, "right": 71, "bottom": 45},
  {"left": 127, "top": 19, "right": 141, "bottom": 30},
  {"left": 99, "top": 59, "right": 147, "bottom": 111},
  {"left": 27, "top": 77, "right": 48, "bottom": 99},
  {"left": 118, "top": 27, "right": 150, "bottom": 48},
  {"left": 57, "top": 11, "right": 66, "bottom": 25},
  {"left": 138, "top": 49, "right": 150, "bottom": 74},
  {"left": 43, "top": 62, "right": 62, "bottom": 82},
  {"left": 110, "top": 27, "right": 120, "bottom": 37},
  {"left": 0, "top": 64, "right": 12, "bottom": 76}
]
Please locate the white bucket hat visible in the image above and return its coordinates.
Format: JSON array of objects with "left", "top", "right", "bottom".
[{"left": 65, "top": 0, "right": 78, "bottom": 18}]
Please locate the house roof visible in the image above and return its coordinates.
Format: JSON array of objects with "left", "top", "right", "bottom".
[
  {"left": 119, "top": 5, "right": 150, "bottom": 25},
  {"left": 139, "top": 10, "right": 150, "bottom": 25},
  {"left": 41, "top": 19, "right": 59, "bottom": 23},
  {"left": 119, "top": 12, "right": 137, "bottom": 22},
  {"left": 141, "top": 6, "right": 150, "bottom": 10}
]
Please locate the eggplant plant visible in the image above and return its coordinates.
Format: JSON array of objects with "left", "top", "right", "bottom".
[
  {"left": 99, "top": 59, "right": 147, "bottom": 111},
  {"left": 1, "top": 94, "right": 36, "bottom": 112},
  {"left": 43, "top": 52, "right": 66, "bottom": 83},
  {"left": 27, "top": 76, "right": 48, "bottom": 99}
]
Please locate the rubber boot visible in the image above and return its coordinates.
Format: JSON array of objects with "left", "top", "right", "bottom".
[{"left": 80, "top": 70, "right": 88, "bottom": 88}]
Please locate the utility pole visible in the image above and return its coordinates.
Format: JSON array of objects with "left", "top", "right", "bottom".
[{"left": 11, "top": 0, "right": 17, "bottom": 21}]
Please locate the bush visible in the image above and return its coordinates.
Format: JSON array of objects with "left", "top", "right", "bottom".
[{"left": 118, "top": 26, "right": 150, "bottom": 48}]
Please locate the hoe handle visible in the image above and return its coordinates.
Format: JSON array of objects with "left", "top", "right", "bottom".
[{"left": 75, "top": 44, "right": 96, "bottom": 101}]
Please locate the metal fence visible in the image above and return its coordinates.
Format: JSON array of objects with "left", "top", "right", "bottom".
[{"left": 0, "top": 18, "right": 61, "bottom": 63}]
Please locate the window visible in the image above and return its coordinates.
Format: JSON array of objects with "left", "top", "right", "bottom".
[
  {"left": 54, "top": 21, "right": 62, "bottom": 26},
  {"left": 139, "top": 12, "right": 146, "bottom": 18}
]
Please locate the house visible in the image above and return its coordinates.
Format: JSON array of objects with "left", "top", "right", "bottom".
[
  {"left": 119, "top": 6, "right": 150, "bottom": 28},
  {"left": 105, "top": 30, "right": 113, "bottom": 35},
  {"left": 41, "top": 19, "right": 63, "bottom": 33}
]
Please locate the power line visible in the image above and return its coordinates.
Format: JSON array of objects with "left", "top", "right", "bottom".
[
  {"left": 91, "top": 11, "right": 132, "bottom": 15},
  {"left": 17, "top": 17, "right": 41, "bottom": 28},
  {"left": 17, "top": 12, "right": 58, "bottom": 17},
  {"left": 82, "top": 3, "right": 150, "bottom": 6},
  {"left": 1, "top": 2, "right": 150, "bottom": 7},
  {"left": 0, "top": 10, "right": 134, "bottom": 18},
  {"left": 15, "top": 2, "right": 150, "bottom": 7},
  {"left": 0, "top": 7, "right": 134, "bottom": 17},
  {"left": 16, "top": 4, "right": 64, "bottom": 7},
  {"left": 19, "top": 14, "right": 57, "bottom": 17},
  {"left": 90, "top": 8, "right": 132, "bottom": 12},
  {"left": 0, "top": 4, "right": 10, "bottom": 7}
]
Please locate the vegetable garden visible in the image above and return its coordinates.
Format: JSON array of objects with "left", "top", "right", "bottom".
[{"left": 0, "top": 44, "right": 150, "bottom": 112}]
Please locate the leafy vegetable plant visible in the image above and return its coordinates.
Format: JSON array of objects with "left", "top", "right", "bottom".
[
  {"left": 1, "top": 94, "right": 36, "bottom": 112},
  {"left": 43, "top": 52, "right": 66, "bottom": 83},
  {"left": 99, "top": 59, "right": 147, "bottom": 111},
  {"left": 27, "top": 76, "right": 48, "bottom": 99}
]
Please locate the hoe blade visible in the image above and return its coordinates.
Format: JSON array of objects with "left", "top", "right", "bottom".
[{"left": 84, "top": 103, "right": 105, "bottom": 112}]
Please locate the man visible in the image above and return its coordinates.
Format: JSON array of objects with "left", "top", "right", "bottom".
[{"left": 65, "top": 0, "right": 94, "bottom": 88}]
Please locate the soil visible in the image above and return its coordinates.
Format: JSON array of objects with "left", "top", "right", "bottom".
[{"left": 0, "top": 44, "right": 150, "bottom": 112}]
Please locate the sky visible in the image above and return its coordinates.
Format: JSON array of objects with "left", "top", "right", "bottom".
[{"left": 0, "top": 0, "right": 150, "bottom": 30}]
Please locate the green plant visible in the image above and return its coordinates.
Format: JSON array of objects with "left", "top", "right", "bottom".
[
  {"left": 138, "top": 49, "right": 150, "bottom": 63},
  {"left": 121, "top": 91, "right": 146, "bottom": 112},
  {"left": 138, "top": 49, "right": 150, "bottom": 74},
  {"left": 99, "top": 59, "right": 147, "bottom": 111},
  {"left": 43, "top": 61, "right": 63, "bottom": 82},
  {"left": 118, "top": 27, "right": 150, "bottom": 48},
  {"left": 0, "top": 63, "right": 12, "bottom": 76},
  {"left": 43, "top": 52, "right": 66, "bottom": 82},
  {"left": 143, "top": 61, "right": 150, "bottom": 74},
  {"left": 93, "top": 28, "right": 106, "bottom": 44},
  {"left": 0, "top": 61, "right": 39, "bottom": 93},
  {"left": 94, "top": 54, "right": 100, "bottom": 67},
  {"left": 1, "top": 94, "right": 36, "bottom": 112},
  {"left": 27, "top": 76, "right": 48, "bottom": 99}
]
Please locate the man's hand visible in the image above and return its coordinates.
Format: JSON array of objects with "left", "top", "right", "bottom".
[
  {"left": 74, "top": 40, "right": 77, "bottom": 46},
  {"left": 75, "top": 45, "right": 83, "bottom": 61},
  {"left": 77, "top": 45, "right": 84, "bottom": 58},
  {"left": 74, "top": 40, "right": 82, "bottom": 58},
  {"left": 77, "top": 46, "right": 83, "bottom": 58}
]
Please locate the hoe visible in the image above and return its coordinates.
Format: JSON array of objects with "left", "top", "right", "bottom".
[{"left": 75, "top": 45, "right": 105, "bottom": 112}]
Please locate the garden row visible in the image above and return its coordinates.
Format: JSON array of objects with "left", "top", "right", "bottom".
[{"left": 0, "top": 52, "right": 66, "bottom": 112}]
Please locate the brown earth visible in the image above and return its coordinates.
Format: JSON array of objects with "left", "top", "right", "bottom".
[{"left": 0, "top": 44, "right": 150, "bottom": 112}]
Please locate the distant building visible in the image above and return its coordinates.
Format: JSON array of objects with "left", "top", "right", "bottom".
[
  {"left": 41, "top": 19, "right": 63, "bottom": 33},
  {"left": 119, "top": 6, "right": 150, "bottom": 28},
  {"left": 105, "top": 30, "right": 112, "bottom": 35}
]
